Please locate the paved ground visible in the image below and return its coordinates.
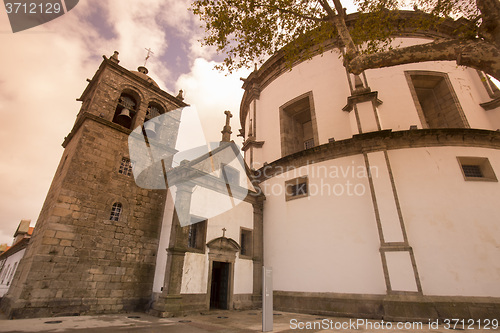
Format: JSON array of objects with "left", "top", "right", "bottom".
[{"left": 0, "top": 310, "right": 498, "bottom": 333}]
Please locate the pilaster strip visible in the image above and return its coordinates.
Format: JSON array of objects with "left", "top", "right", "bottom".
[{"left": 362, "top": 152, "right": 391, "bottom": 292}]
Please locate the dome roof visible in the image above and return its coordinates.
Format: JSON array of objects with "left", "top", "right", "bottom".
[{"left": 131, "top": 66, "right": 159, "bottom": 88}]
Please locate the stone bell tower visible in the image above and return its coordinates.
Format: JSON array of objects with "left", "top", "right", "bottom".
[{"left": 1, "top": 52, "right": 187, "bottom": 318}]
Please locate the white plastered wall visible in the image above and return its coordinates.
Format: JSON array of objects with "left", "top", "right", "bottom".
[
  {"left": 366, "top": 38, "right": 498, "bottom": 132},
  {"left": 262, "top": 155, "right": 386, "bottom": 294},
  {"left": 254, "top": 50, "right": 352, "bottom": 166},
  {"left": 180, "top": 200, "right": 254, "bottom": 294},
  {"left": 0, "top": 249, "right": 26, "bottom": 297},
  {"left": 388, "top": 146, "right": 500, "bottom": 297}
]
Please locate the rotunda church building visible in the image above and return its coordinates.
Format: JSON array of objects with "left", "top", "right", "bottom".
[{"left": 240, "top": 16, "right": 500, "bottom": 320}]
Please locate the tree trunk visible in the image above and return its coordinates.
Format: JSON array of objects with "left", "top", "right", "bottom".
[{"left": 347, "top": 38, "right": 500, "bottom": 82}]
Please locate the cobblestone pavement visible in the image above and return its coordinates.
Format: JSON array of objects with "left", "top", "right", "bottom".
[{"left": 0, "top": 310, "right": 499, "bottom": 332}]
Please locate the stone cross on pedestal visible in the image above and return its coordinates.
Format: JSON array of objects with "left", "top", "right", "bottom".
[{"left": 221, "top": 111, "right": 233, "bottom": 142}]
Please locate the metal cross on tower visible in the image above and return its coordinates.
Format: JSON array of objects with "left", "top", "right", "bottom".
[{"left": 144, "top": 48, "right": 154, "bottom": 66}]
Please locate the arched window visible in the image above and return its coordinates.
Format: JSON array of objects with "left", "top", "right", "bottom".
[
  {"left": 112, "top": 93, "right": 138, "bottom": 129},
  {"left": 145, "top": 103, "right": 163, "bottom": 121},
  {"left": 109, "top": 202, "right": 122, "bottom": 221}
]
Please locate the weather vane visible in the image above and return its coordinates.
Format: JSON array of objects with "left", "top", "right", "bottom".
[{"left": 144, "top": 47, "right": 154, "bottom": 66}]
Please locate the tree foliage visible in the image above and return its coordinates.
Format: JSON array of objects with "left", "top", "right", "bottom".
[
  {"left": 191, "top": 0, "right": 500, "bottom": 81},
  {"left": 191, "top": 0, "right": 340, "bottom": 72}
]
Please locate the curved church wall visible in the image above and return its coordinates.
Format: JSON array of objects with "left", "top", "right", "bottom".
[
  {"left": 389, "top": 146, "right": 500, "bottom": 297},
  {"left": 261, "top": 156, "right": 387, "bottom": 294},
  {"left": 244, "top": 37, "right": 500, "bottom": 170},
  {"left": 242, "top": 32, "right": 500, "bottom": 319}
]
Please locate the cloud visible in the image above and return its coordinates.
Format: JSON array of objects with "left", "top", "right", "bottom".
[
  {"left": 0, "top": 0, "right": 211, "bottom": 244},
  {"left": 0, "top": 0, "right": 295, "bottom": 245},
  {"left": 0, "top": 5, "right": 102, "bottom": 245},
  {"left": 175, "top": 58, "right": 251, "bottom": 145}
]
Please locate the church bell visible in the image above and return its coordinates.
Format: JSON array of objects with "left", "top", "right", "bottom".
[
  {"left": 144, "top": 121, "right": 156, "bottom": 138},
  {"left": 117, "top": 108, "right": 132, "bottom": 127}
]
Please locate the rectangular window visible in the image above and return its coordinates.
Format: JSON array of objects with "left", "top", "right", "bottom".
[
  {"left": 304, "top": 138, "right": 315, "bottom": 150},
  {"left": 109, "top": 202, "right": 122, "bottom": 221},
  {"left": 240, "top": 228, "right": 253, "bottom": 258},
  {"left": 187, "top": 217, "right": 207, "bottom": 252},
  {"left": 457, "top": 157, "right": 497, "bottom": 182},
  {"left": 406, "top": 71, "right": 468, "bottom": 129},
  {"left": 477, "top": 71, "right": 500, "bottom": 99},
  {"left": 461, "top": 165, "right": 483, "bottom": 178},
  {"left": 119, "top": 157, "right": 133, "bottom": 176},
  {"left": 279, "top": 92, "right": 318, "bottom": 156},
  {"left": 285, "top": 176, "right": 309, "bottom": 201}
]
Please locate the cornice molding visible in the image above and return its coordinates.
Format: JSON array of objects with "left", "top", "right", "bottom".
[{"left": 255, "top": 128, "right": 500, "bottom": 182}]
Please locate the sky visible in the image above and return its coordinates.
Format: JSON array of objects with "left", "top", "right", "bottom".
[{"left": 0, "top": 0, "right": 358, "bottom": 245}]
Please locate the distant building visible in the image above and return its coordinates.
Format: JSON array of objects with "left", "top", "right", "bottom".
[{"left": 0, "top": 220, "right": 33, "bottom": 297}]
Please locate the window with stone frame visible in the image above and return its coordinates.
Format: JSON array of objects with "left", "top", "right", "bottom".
[
  {"left": 240, "top": 228, "right": 253, "bottom": 258},
  {"left": 6, "top": 262, "right": 17, "bottom": 286},
  {"left": 118, "top": 157, "right": 133, "bottom": 176},
  {"left": 457, "top": 157, "right": 497, "bottom": 182},
  {"left": 187, "top": 217, "right": 207, "bottom": 253},
  {"left": 0, "top": 264, "right": 9, "bottom": 284},
  {"left": 406, "top": 71, "right": 468, "bottom": 129},
  {"left": 285, "top": 176, "right": 309, "bottom": 201},
  {"left": 0, "top": 261, "right": 5, "bottom": 281},
  {"left": 109, "top": 202, "right": 123, "bottom": 221},
  {"left": 279, "top": 92, "right": 319, "bottom": 157},
  {"left": 477, "top": 71, "right": 500, "bottom": 99}
]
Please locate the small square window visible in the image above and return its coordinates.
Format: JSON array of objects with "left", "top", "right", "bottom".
[
  {"left": 304, "top": 139, "right": 315, "bottom": 149},
  {"left": 187, "top": 217, "right": 207, "bottom": 253},
  {"left": 240, "top": 228, "right": 253, "bottom": 259},
  {"left": 285, "top": 176, "right": 309, "bottom": 201},
  {"left": 461, "top": 165, "right": 483, "bottom": 178},
  {"left": 119, "top": 157, "right": 133, "bottom": 176},
  {"left": 457, "top": 157, "right": 497, "bottom": 182}
]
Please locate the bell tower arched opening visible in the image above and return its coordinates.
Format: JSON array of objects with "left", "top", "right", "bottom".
[{"left": 112, "top": 92, "right": 139, "bottom": 129}]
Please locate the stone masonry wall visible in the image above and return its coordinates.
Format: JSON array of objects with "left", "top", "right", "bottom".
[
  {"left": 1, "top": 118, "right": 166, "bottom": 318},
  {"left": 0, "top": 58, "right": 188, "bottom": 318}
]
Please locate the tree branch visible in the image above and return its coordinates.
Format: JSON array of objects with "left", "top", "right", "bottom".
[
  {"left": 476, "top": 0, "right": 500, "bottom": 46},
  {"left": 346, "top": 38, "right": 500, "bottom": 81},
  {"left": 318, "top": 0, "right": 337, "bottom": 17},
  {"left": 318, "top": 0, "right": 358, "bottom": 56}
]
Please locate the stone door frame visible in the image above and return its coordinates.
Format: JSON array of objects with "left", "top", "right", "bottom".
[{"left": 206, "top": 237, "right": 240, "bottom": 310}]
